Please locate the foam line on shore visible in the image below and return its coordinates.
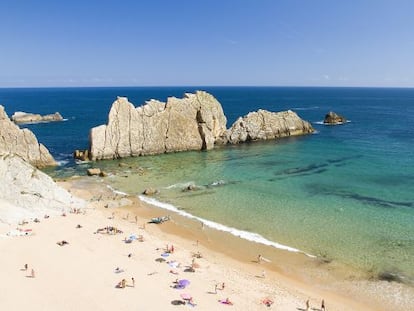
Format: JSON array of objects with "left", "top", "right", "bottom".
[
  {"left": 139, "top": 195, "right": 316, "bottom": 258},
  {"left": 106, "top": 185, "right": 128, "bottom": 196}
]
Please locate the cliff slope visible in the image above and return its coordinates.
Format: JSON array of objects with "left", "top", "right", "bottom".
[{"left": 0, "top": 105, "right": 56, "bottom": 167}]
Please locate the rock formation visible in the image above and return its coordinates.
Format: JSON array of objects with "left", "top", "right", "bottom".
[
  {"left": 89, "top": 91, "right": 227, "bottom": 160},
  {"left": 0, "top": 153, "right": 85, "bottom": 224},
  {"left": 0, "top": 105, "right": 57, "bottom": 167},
  {"left": 223, "top": 109, "right": 314, "bottom": 144},
  {"left": 324, "top": 111, "right": 346, "bottom": 125},
  {"left": 11, "top": 111, "right": 63, "bottom": 124},
  {"left": 89, "top": 91, "right": 314, "bottom": 160}
]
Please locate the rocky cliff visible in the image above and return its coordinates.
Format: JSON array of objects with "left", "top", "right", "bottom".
[
  {"left": 223, "top": 109, "right": 314, "bottom": 144},
  {"left": 90, "top": 91, "right": 227, "bottom": 160},
  {"left": 0, "top": 154, "right": 85, "bottom": 224},
  {"left": 0, "top": 105, "right": 56, "bottom": 167},
  {"left": 11, "top": 111, "right": 63, "bottom": 124},
  {"left": 89, "top": 91, "right": 314, "bottom": 160}
]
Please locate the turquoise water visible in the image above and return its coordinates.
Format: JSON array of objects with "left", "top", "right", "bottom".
[{"left": 1, "top": 87, "right": 414, "bottom": 282}]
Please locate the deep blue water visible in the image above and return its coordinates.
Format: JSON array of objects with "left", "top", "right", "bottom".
[{"left": 1, "top": 86, "right": 414, "bottom": 281}]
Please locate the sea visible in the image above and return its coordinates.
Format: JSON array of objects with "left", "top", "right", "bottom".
[{"left": 1, "top": 86, "right": 414, "bottom": 284}]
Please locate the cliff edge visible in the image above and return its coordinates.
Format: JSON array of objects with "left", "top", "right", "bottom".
[{"left": 0, "top": 105, "right": 56, "bottom": 168}]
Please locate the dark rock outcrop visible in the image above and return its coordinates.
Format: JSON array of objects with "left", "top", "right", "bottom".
[{"left": 324, "top": 111, "right": 346, "bottom": 125}]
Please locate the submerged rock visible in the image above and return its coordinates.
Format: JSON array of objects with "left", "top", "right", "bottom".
[
  {"left": 0, "top": 105, "right": 56, "bottom": 167},
  {"left": 142, "top": 188, "right": 158, "bottom": 196},
  {"left": 11, "top": 111, "right": 63, "bottom": 124},
  {"left": 324, "top": 111, "right": 347, "bottom": 125},
  {"left": 87, "top": 168, "right": 101, "bottom": 176}
]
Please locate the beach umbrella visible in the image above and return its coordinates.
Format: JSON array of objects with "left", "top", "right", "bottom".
[
  {"left": 178, "top": 279, "right": 190, "bottom": 287},
  {"left": 180, "top": 293, "right": 192, "bottom": 300}
]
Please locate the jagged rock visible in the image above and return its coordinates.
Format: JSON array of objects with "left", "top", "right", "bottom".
[
  {"left": 11, "top": 111, "right": 63, "bottom": 124},
  {"left": 324, "top": 111, "right": 346, "bottom": 125},
  {"left": 142, "top": 188, "right": 158, "bottom": 196},
  {"left": 223, "top": 109, "right": 314, "bottom": 144},
  {"left": 0, "top": 105, "right": 56, "bottom": 167},
  {"left": 74, "top": 149, "right": 89, "bottom": 161},
  {"left": 89, "top": 91, "right": 227, "bottom": 160},
  {"left": 89, "top": 92, "right": 314, "bottom": 160},
  {"left": 0, "top": 153, "right": 85, "bottom": 224},
  {"left": 87, "top": 168, "right": 101, "bottom": 176}
]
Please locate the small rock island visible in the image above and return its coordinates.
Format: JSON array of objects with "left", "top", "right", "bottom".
[
  {"left": 323, "top": 111, "right": 347, "bottom": 125},
  {"left": 11, "top": 111, "right": 64, "bottom": 124}
]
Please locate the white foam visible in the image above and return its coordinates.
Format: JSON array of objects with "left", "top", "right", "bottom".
[
  {"left": 292, "top": 106, "right": 319, "bottom": 111},
  {"left": 165, "top": 181, "right": 195, "bottom": 189},
  {"left": 106, "top": 185, "right": 128, "bottom": 196},
  {"left": 139, "top": 195, "right": 315, "bottom": 258},
  {"left": 314, "top": 120, "right": 352, "bottom": 125},
  {"left": 57, "top": 160, "right": 69, "bottom": 166}
]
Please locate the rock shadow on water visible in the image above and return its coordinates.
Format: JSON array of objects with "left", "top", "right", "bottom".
[{"left": 306, "top": 183, "right": 414, "bottom": 209}]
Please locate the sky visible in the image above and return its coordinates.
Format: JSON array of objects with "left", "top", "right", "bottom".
[{"left": 1, "top": 0, "right": 414, "bottom": 87}]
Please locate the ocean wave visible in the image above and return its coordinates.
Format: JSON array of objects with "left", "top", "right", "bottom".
[
  {"left": 165, "top": 182, "right": 196, "bottom": 189},
  {"left": 56, "top": 160, "right": 69, "bottom": 166},
  {"left": 139, "top": 195, "right": 315, "bottom": 258},
  {"left": 314, "top": 120, "right": 352, "bottom": 125},
  {"left": 292, "top": 106, "right": 319, "bottom": 111},
  {"left": 209, "top": 180, "right": 226, "bottom": 187},
  {"left": 106, "top": 185, "right": 129, "bottom": 196}
]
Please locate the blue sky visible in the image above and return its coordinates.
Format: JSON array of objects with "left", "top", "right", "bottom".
[{"left": 1, "top": 0, "right": 413, "bottom": 87}]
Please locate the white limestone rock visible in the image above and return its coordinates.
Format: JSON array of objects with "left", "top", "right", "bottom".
[
  {"left": 0, "top": 105, "right": 56, "bottom": 167},
  {"left": 0, "top": 154, "right": 85, "bottom": 224}
]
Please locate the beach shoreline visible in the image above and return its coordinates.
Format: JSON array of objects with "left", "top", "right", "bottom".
[{"left": 1, "top": 175, "right": 412, "bottom": 310}]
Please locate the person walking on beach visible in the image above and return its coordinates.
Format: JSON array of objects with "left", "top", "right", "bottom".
[
  {"left": 131, "top": 277, "right": 135, "bottom": 287},
  {"left": 24, "top": 263, "right": 28, "bottom": 271},
  {"left": 305, "top": 299, "right": 310, "bottom": 311},
  {"left": 30, "top": 268, "right": 35, "bottom": 278},
  {"left": 257, "top": 254, "right": 263, "bottom": 263},
  {"left": 321, "top": 299, "right": 326, "bottom": 311}
]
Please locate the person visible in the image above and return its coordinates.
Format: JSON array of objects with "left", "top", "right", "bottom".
[
  {"left": 131, "top": 277, "right": 135, "bottom": 287},
  {"left": 31, "top": 268, "right": 35, "bottom": 278},
  {"left": 223, "top": 298, "right": 233, "bottom": 305},
  {"left": 220, "top": 282, "right": 225, "bottom": 290},
  {"left": 214, "top": 284, "right": 218, "bottom": 294},
  {"left": 135, "top": 215, "right": 138, "bottom": 224},
  {"left": 188, "top": 297, "right": 196, "bottom": 307},
  {"left": 121, "top": 279, "right": 126, "bottom": 288},
  {"left": 24, "top": 263, "right": 28, "bottom": 271},
  {"left": 261, "top": 270, "right": 266, "bottom": 278},
  {"left": 257, "top": 254, "right": 263, "bottom": 263},
  {"left": 262, "top": 297, "right": 274, "bottom": 307},
  {"left": 305, "top": 299, "right": 310, "bottom": 311},
  {"left": 321, "top": 299, "right": 326, "bottom": 311}
]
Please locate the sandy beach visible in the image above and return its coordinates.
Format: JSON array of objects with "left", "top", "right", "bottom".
[{"left": 0, "top": 177, "right": 411, "bottom": 311}]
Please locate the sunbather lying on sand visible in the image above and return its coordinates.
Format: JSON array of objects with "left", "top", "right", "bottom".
[
  {"left": 57, "top": 240, "right": 69, "bottom": 246},
  {"left": 219, "top": 297, "right": 233, "bottom": 305}
]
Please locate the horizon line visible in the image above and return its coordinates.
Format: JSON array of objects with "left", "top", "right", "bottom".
[{"left": 1, "top": 84, "right": 414, "bottom": 90}]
